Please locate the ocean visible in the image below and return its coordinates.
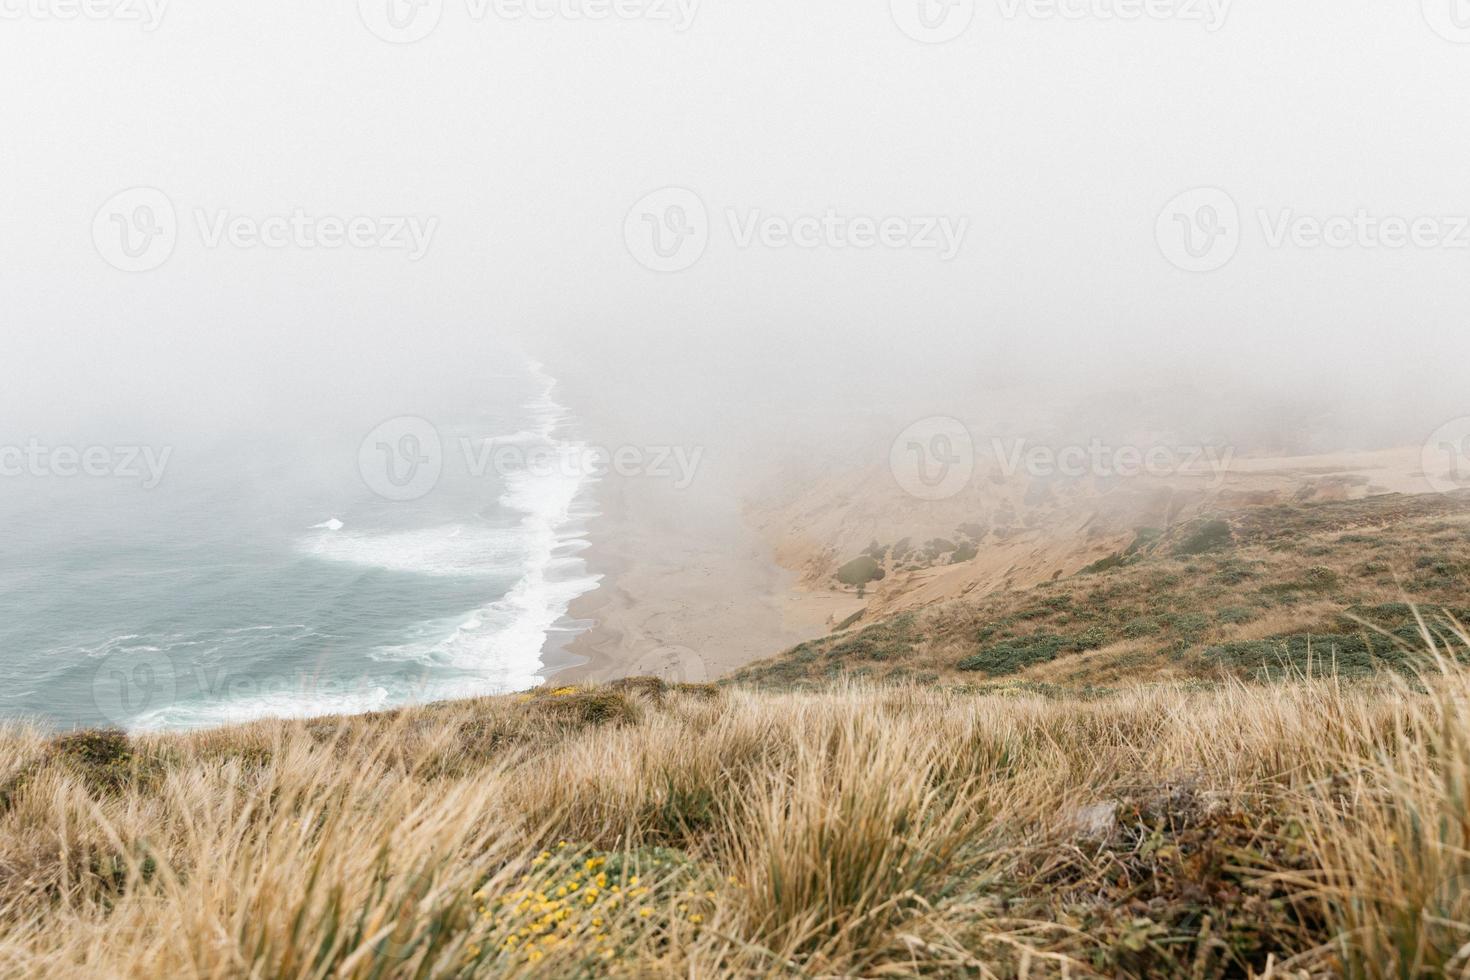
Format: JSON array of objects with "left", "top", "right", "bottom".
[{"left": 0, "top": 358, "right": 600, "bottom": 731}]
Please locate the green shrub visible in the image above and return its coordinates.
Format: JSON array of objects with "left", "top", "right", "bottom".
[
  {"left": 1124, "top": 527, "right": 1162, "bottom": 556},
  {"left": 1080, "top": 553, "right": 1126, "bottom": 575},
  {"left": 1161, "top": 612, "right": 1211, "bottom": 644},
  {"left": 828, "top": 615, "right": 918, "bottom": 663},
  {"left": 52, "top": 729, "right": 145, "bottom": 795},
  {"left": 1303, "top": 565, "right": 1340, "bottom": 588},
  {"left": 836, "top": 556, "right": 885, "bottom": 588},
  {"left": 537, "top": 691, "right": 639, "bottom": 727},
  {"left": 959, "top": 637, "right": 1064, "bottom": 675},
  {"left": 957, "top": 629, "right": 1108, "bottom": 676},
  {"left": 1123, "top": 616, "right": 1161, "bottom": 637},
  {"left": 1262, "top": 565, "right": 1341, "bottom": 595},
  {"left": 1175, "top": 519, "right": 1233, "bottom": 556},
  {"left": 1203, "top": 634, "right": 1407, "bottom": 679},
  {"left": 918, "top": 538, "right": 957, "bottom": 561},
  {"left": 1215, "top": 559, "right": 1261, "bottom": 584}
]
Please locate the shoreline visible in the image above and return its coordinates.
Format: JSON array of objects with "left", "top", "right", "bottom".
[
  {"left": 547, "top": 476, "right": 830, "bottom": 686},
  {"left": 547, "top": 477, "right": 643, "bottom": 684}
]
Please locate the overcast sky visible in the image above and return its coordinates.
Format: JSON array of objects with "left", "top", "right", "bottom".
[{"left": 3, "top": 0, "right": 1467, "bottom": 448}]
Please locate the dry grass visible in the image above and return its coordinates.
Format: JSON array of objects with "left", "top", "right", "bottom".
[
  {"left": 734, "top": 494, "right": 1470, "bottom": 690},
  {"left": 2, "top": 634, "right": 1470, "bottom": 976}
]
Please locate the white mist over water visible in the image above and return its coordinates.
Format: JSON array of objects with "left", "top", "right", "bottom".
[
  {"left": 4, "top": 2, "right": 1468, "bottom": 734},
  {"left": 321, "top": 361, "right": 604, "bottom": 694},
  {"left": 0, "top": 355, "right": 603, "bottom": 732}
]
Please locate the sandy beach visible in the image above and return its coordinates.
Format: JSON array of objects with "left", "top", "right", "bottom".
[
  {"left": 550, "top": 475, "right": 835, "bottom": 685},
  {"left": 545, "top": 437, "right": 1441, "bottom": 687}
]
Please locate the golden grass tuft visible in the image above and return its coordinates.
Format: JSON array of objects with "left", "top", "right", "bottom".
[{"left": 1, "top": 627, "right": 1470, "bottom": 975}]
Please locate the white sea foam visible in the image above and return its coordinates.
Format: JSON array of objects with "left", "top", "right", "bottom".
[
  {"left": 13, "top": 359, "right": 603, "bottom": 735},
  {"left": 370, "top": 358, "right": 601, "bottom": 691},
  {"left": 131, "top": 682, "right": 394, "bottom": 732},
  {"left": 298, "top": 523, "right": 528, "bottom": 577},
  {"left": 192, "top": 356, "right": 605, "bottom": 727},
  {"left": 481, "top": 427, "right": 543, "bottom": 446},
  {"left": 70, "top": 634, "right": 141, "bottom": 659}
]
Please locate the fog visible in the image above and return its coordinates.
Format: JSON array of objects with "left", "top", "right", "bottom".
[{"left": 3, "top": 0, "right": 1467, "bottom": 465}]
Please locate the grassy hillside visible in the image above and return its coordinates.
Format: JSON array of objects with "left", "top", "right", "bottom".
[
  {"left": 3, "top": 648, "right": 1470, "bottom": 976},
  {"left": 733, "top": 491, "right": 1470, "bottom": 690},
  {"left": 3, "top": 490, "right": 1469, "bottom": 977}
]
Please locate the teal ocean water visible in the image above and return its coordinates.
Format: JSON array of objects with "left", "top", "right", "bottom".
[{"left": 0, "top": 360, "right": 599, "bottom": 731}]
